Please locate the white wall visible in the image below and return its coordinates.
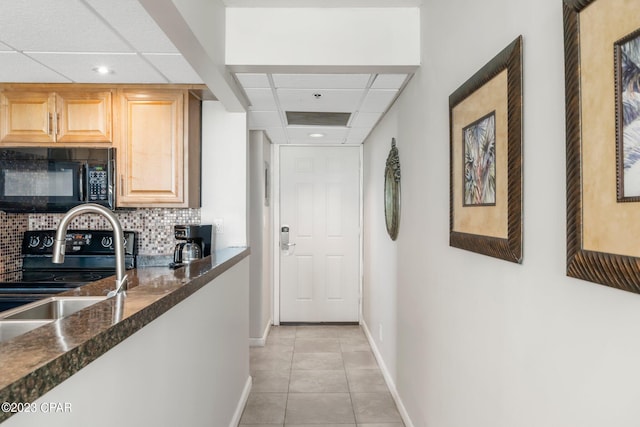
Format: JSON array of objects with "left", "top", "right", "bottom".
[
  {"left": 3, "top": 259, "right": 251, "bottom": 427},
  {"left": 248, "top": 131, "right": 273, "bottom": 341},
  {"left": 226, "top": 7, "right": 420, "bottom": 68},
  {"left": 201, "top": 101, "right": 248, "bottom": 250},
  {"left": 362, "top": 106, "right": 399, "bottom": 380},
  {"left": 363, "top": 1, "right": 640, "bottom": 426}
]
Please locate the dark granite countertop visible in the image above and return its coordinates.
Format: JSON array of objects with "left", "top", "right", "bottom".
[{"left": 0, "top": 246, "right": 250, "bottom": 423}]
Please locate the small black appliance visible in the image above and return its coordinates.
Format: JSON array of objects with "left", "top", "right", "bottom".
[
  {"left": 171, "top": 224, "right": 212, "bottom": 268},
  {"left": 0, "top": 147, "right": 116, "bottom": 212}
]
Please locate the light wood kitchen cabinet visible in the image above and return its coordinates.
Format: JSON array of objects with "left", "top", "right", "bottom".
[
  {"left": 116, "top": 89, "right": 201, "bottom": 208},
  {"left": 0, "top": 89, "right": 112, "bottom": 144}
]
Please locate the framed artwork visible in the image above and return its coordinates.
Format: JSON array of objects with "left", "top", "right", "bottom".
[
  {"left": 615, "top": 29, "right": 640, "bottom": 201},
  {"left": 564, "top": 0, "right": 640, "bottom": 293},
  {"left": 384, "top": 138, "right": 401, "bottom": 241},
  {"left": 463, "top": 111, "right": 497, "bottom": 207},
  {"left": 449, "top": 36, "right": 523, "bottom": 263}
]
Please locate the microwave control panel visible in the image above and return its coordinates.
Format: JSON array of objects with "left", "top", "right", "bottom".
[{"left": 87, "top": 165, "right": 109, "bottom": 201}]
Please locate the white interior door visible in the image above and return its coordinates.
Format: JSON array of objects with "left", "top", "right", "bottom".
[{"left": 279, "top": 145, "right": 360, "bottom": 322}]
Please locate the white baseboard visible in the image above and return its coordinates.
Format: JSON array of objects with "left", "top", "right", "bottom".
[
  {"left": 249, "top": 319, "right": 272, "bottom": 347},
  {"left": 229, "top": 375, "right": 252, "bottom": 427},
  {"left": 361, "top": 320, "right": 415, "bottom": 427}
]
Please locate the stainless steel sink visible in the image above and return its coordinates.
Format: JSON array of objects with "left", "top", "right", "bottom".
[
  {"left": 0, "top": 320, "right": 52, "bottom": 343},
  {"left": 0, "top": 296, "right": 108, "bottom": 321}
]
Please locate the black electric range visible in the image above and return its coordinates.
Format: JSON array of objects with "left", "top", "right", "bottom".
[{"left": 0, "top": 230, "right": 137, "bottom": 312}]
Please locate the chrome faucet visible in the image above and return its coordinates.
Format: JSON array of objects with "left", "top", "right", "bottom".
[{"left": 52, "top": 203, "right": 128, "bottom": 297}]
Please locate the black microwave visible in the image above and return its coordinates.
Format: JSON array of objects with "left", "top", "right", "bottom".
[{"left": 0, "top": 147, "right": 115, "bottom": 213}]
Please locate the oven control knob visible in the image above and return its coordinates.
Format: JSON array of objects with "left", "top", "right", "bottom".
[
  {"left": 28, "top": 235, "right": 40, "bottom": 248},
  {"left": 101, "top": 236, "right": 113, "bottom": 248},
  {"left": 42, "top": 236, "right": 55, "bottom": 248}
]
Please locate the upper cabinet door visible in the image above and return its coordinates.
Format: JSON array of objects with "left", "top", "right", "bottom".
[
  {"left": 0, "top": 91, "right": 56, "bottom": 143},
  {"left": 117, "top": 89, "right": 187, "bottom": 207},
  {"left": 0, "top": 89, "right": 112, "bottom": 145},
  {"left": 55, "top": 91, "right": 112, "bottom": 143}
]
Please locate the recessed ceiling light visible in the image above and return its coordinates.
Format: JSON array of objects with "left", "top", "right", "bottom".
[
  {"left": 93, "top": 66, "right": 113, "bottom": 75},
  {"left": 309, "top": 133, "right": 325, "bottom": 138}
]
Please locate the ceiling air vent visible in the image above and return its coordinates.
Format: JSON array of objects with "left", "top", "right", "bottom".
[{"left": 286, "top": 111, "right": 351, "bottom": 127}]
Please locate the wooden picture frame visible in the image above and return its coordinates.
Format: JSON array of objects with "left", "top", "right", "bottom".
[
  {"left": 449, "top": 36, "right": 523, "bottom": 263},
  {"left": 564, "top": 0, "right": 640, "bottom": 293}
]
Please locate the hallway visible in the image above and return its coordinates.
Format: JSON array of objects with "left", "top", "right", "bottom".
[{"left": 239, "top": 325, "right": 404, "bottom": 426}]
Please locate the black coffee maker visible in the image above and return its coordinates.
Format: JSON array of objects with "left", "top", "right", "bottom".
[{"left": 171, "top": 224, "right": 212, "bottom": 268}]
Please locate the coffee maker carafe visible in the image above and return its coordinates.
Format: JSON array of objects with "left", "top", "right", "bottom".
[{"left": 171, "top": 224, "right": 213, "bottom": 268}]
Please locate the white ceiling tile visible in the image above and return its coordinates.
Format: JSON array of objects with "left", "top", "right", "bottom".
[
  {"left": 359, "top": 89, "right": 398, "bottom": 113},
  {"left": 143, "top": 54, "right": 203, "bottom": 83},
  {"left": 371, "top": 74, "right": 408, "bottom": 89},
  {"left": 289, "top": 138, "right": 346, "bottom": 144},
  {"left": 86, "top": 0, "right": 179, "bottom": 53},
  {"left": 347, "top": 128, "right": 371, "bottom": 139},
  {"left": 350, "top": 112, "right": 382, "bottom": 128},
  {"left": 0, "top": 41, "right": 11, "bottom": 51},
  {"left": 244, "top": 88, "right": 277, "bottom": 109},
  {"left": 26, "top": 52, "right": 167, "bottom": 83},
  {"left": 287, "top": 126, "right": 348, "bottom": 139},
  {"left": 346, "top": 127, "right": 371, "bottom": 144},
  {"left": 273, "top": 74, "right": 371, "bottom": 89},
  {"left": 277, "top": 89, "right": 363, "bottom": 112},
  {"left": 0, "top": 0, "right": 131, "bottom": 52},
  {"left": 236, "top": 73, "right": 270, "bottom": 88},
  {"left": 265, "top": 128, "right": 287, "bottom": 144},
  {"left": 0, "top": 52, "right": 71, "bottom": 83},
  {"left": 249, "top": 111, "right": 282, "bottom": 129},
  {"left": 346, "top": 135, "right": 366, "bottom": 144}
]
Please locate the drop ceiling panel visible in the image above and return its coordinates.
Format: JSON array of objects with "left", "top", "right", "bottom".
[
  {"left": 27, "top": 52, "right": 167, "bottom": 83},
  {"left": 350, "top": 112, "right": 382, "bottom": 128},
  {"left": 371, "top": 74, "right": 408, "bottom": 89},
  {"left": 244, "top": 88, "right": 277, "bottom": 109},
  {"left": 0, "top": 1, "right": 131, "bottom": 52},
  {"left": 0, "top": 42, "right": 11, "bottom": 51},
  {"left": 348, "top": 127, "right": 370, "bottom": 138},
  {"left": 289, "top": 137, "right": 346, "bottom": 145},
  {"left": 273, "top": 74, "right": 370, "bottom": 89},
  {"left": 277, "top": 88, "right": 363, "bottom": 112},
  {"left": 346, "top": 128, "right": 371, "bottom": 144},
  {"left": 85, "top": 0, "right": 179, "bottom": 53},
  {"left": 0, "top": 52, "right": 71, "bottom": 83},
  {"left": 359, "top": 89, "right": 398, "bottom": 113},
  {"left": 346, "top": 135, "right": 367, "bottom": 144},
  {"left": 236, "top": 71, "right": 413, "bottom": 144},
  {"left": 287, "top": 126, "right": 348, "bottom": 139},
  {"left": 143, "top": 54, "right": 203, "bottom": 83},
  {"left": 236, "top": 73, "right": 270, "bottom": 88},
  {"left": 249, "top": 111, "right": 281, "bottom": 129},
  {"left": 265, "top": 127, "right": 287, "bottom": 144}
]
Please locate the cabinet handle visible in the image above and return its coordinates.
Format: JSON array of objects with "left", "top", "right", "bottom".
[
  {"left": 54, "top": 112, "right": 59, "bottom": 136},
  {"left": 120, "top": 175, "right": 124, "bottom": 196},
  {"left": 47, "top": 113, "right": 51, "bottom": 136}
]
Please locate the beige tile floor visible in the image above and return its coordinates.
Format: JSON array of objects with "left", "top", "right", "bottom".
[{"left": 239, "top": 324, "right": 405, "bottom": 427}]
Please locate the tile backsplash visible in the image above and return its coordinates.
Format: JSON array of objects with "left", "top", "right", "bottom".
[{"left": 0, "top": 208, "right": 201, "bottom": 281}]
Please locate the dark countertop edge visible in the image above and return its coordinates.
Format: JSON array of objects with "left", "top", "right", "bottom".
[{"left": 0, "top": 247, "right": 250, "bottom": 423}]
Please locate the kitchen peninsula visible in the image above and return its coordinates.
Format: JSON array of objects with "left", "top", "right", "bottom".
[{"left": 0, "top": 247, "right": 251, "bottom": 427}]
